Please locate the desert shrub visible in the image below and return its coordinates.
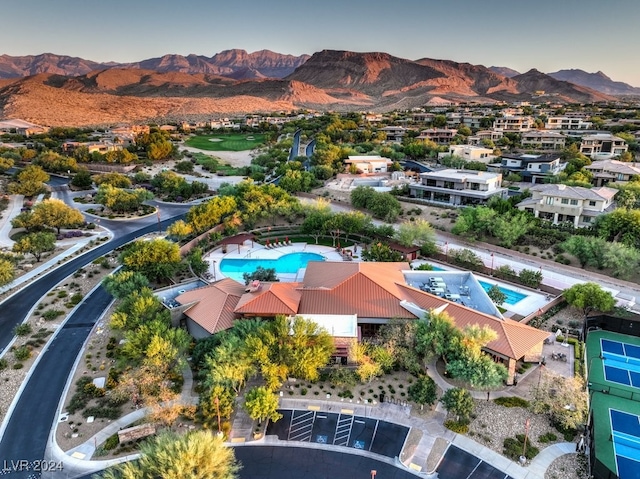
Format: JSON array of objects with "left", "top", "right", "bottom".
[
  {"left": 538, "top": 432, "right": 558, "bottom": 443},
  {"left": 103, "top": 433, "right": 120, "bottom": 450},
  {"left": 14, "top": 346, "right": 31, "bottom": 361},
  {"left": 493, "top": 396, "right": 530, "bottom": 408},
  {"left": 13, "top": 363, "right": 24, "bottom": 369},
  {"left": 82, "top": 406, "right": 121, "bottom": 419},
  {"left": 42, "top": 309, "right": 65, "bottom": 321},
  {"left": 0, "top": 358, "right": 7, "bottom": 370},
  {"left": 503, "top": 435, "right": 539, "bottom": 460},
  {"left": 14, "top": 323, "right": 33, "bottom": 336},
  {"left": 444, "top": 419, "right": 469, "bottom": 434}
]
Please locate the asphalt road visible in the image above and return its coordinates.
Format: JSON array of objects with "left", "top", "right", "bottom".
[
  {"left": 0, "top": 212, "right": 186, "bottom": 355},
  {"left": 0, "top": 287, "right": 112, "bottom": 479},
  {"left": 234, "top": 445, "right": 419, "bottom": 479}
]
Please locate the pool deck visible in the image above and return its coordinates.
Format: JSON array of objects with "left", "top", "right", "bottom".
[
  {"left": 205, "top": 241, "right": 551, "bottom": 318},
  {"left": 206, "top": 241, "right": 354, "bottom": 282}
]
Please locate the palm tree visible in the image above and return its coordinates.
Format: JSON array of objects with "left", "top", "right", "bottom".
[{"left": 103, "top": 429, "right": 240, "bottom": 479}]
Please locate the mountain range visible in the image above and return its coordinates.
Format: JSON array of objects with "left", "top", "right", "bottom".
[{"left": 0, "top": 49, "right": 632, "bottom": 126}]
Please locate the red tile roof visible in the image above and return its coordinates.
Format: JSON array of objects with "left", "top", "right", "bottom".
[
  {"left": 176, "top": 279, "right": 246, "bottom": 334},
  {"left": 234, "top": 282, "right": 302, "bottom": 316}
]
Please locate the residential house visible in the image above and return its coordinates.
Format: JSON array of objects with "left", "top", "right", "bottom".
[
  {"left": 417, "top": 128, "right": 458, "bottom": 144},
  {"left": 467, "top": 130, "right": 504, "bottom": 146},
  {"left": 585, "top": 159, "right": 640, "bottom": 187},
  {"left": 379, "top": 125, "right": 409, "bottom": 142},
  {"left": 580, "top": 133, "right": 628, "bottom": 159},
  {"left": 493, "top": 116, "right": 535, "bottom": 132},
  {"left": 439, "top": 145, "right": 496, "bottom": 163},
  {"left": 520, "top": 131, "right": 566, "bottom": 151},
  {"left": 174, "top": 262, "right": 548, "bottom": 383},
  {"left": 545, "top": 117, "right": 592, "bottom": 130},
  {"left": 499, "top": 153, "right": 565, "bottom": 184},
  {"left": 344, "top": 155, "right": 393, "bottom": 174},
  {"left": 409, "top": 169, "right": 507, "bottom": 206},
  {"left": 0, "top": 119, "right": 49, "bottom": 137},
  {"left": 516, "top": 184, "right": 617, "bottom": 227}
]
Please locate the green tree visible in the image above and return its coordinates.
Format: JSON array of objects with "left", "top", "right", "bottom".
[
  {"left": 0, "top": 259, "right": 15, "bottom": 287},
  {"left": 407, "top": 375, "right": 437, "bottom": 410},
  {"left": 440, "top": 387, "right": 474, "bottom": 421},
  {"left": 70, "top": 168, "right": 93, "bottom": 189},
  {"left": 452, "top": 206, "right": 498, "bottom": 240},
  {"left": 0, "top": 156, "right": 15, "bottom": 173},
  {"left": 415, "top": 311, "right": 460, "bottom": 363},
  {"left": 603, "top": 242, "right": 640, "bottom": 279},
  {"left": 110, "top": 288, "right": 170, "bottom": 331},
  {"left": 395, "top": 219, "right": 436, "bottom": 248},
  {"left": 242, "top": 266, "right": 278, "bottom": 285},
  {"left": 30, "top": 198, "right": 84, "bottom": 234},
  {"left": 487, "top": 284, "right": 506, "bottom": 306},
  {"left": 92, "top": 172, "right": 132, "bottom": 188},
  {"left": 102, "top": 270, "right": 151, "bottom": 300},
  {"left": 492, "top": 212, "right": 533, "bottom": 248},
  {"left": 361, "top": 242, "right": 403, "bottom": 262},
  {"left": 530, "top": 371, "right": 587, "bottom": 432},
  {"left": 561, "top": 236, "right": 607, "bottom": 269},
  {"left": 119, "top": 238, "right": 182, "bottom": 282},
  {"left": 300, "top": 200, "right": 332, "bottom": 244},
  {"left": 94, "top": 184, "right": 153, "bottom": 214},
  {"left": 102, "top": 430, "right": 240, "bottom": 479},
  {"left": 12, "top": 231, "right": 55, "bottom": 261},
  {"left": 243, "top": 386, "right": 282, "bottom": 423},
  {"left": 247, "top": 315, "right": 334, "bottom": 390},
  {"left": 9, "top": 165, "right": 50, "bottom": 196},
  {"left": 564, "top": 282, "right": 616, "bottom": 318}
]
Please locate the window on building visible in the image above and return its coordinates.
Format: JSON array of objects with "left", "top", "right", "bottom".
[
  {"left": 561, "top": 199, "right": 569, "bottom": 204},
  {"left": 589, "top": 200, "right": 597, "bottom": 207},
  {"left": 582, "top": 216, "right": 592, "bottom": 223},
  {"left": 546, "top": 197, "right": 554, "bottom": 205},
  {"left": 570, "top": 199, "right": 578, "bottom": 206},
  {"left": 443, "top": 181, "right": 455, "bottom": 190}
]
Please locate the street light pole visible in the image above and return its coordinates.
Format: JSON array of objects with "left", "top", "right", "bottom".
[
  {"left": 370, "top": 470, "right": 377, "bottom": 479},
  {"left": 490, "top": 252, "right": 494, "bottom": 276}
]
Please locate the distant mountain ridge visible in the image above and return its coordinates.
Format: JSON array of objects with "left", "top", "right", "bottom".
[
  {"left": 489, "top": 66, "right": 521, "bottom": 78},
  {"left": 0, "top": 49, "right": 310, "bottom": 81},
  {"left": 548, "top": 69, "right": 640, "bottom": 96},
  {"left": 0, "top": 49, "right": 618, "bottom": 126}
]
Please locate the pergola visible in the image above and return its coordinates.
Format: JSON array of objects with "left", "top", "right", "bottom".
[{"left": 219, "top": 233, "right": 256, "bottom": 253}]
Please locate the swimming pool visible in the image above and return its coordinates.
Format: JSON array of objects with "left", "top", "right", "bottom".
[
  {"left": 478, "top": 280, "right": 527, "bottom": 305},
  {"left": 219, "top": 252, "right": 325, "bottom": 280}
]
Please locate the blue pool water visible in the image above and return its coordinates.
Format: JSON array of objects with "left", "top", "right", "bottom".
[
  {"left": 478, "top": 280, "right": 527, "bottom": 305},
  {"left": 220, "top": 252, "right": 325, "bottom": 280}
]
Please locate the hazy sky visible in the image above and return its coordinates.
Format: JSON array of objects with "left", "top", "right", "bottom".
[{"left": 3, "top": 0, "right": 640, "bottom": 86}]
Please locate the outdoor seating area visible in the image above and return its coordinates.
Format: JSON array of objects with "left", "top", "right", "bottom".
[{"left": 264, "top": 237, "right": 292, "bottom": 248}]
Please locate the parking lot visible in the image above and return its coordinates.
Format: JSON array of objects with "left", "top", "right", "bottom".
[
  {"left": 436, "top": 445, "right": 513, "bottom": 479},
  {"left": 267, "top": 409, "right": 409, "bottom": 458}
]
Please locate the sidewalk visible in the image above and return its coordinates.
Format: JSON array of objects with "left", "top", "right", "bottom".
[{"left": 0, "top": 193, "right": 23, "bottom": 249}]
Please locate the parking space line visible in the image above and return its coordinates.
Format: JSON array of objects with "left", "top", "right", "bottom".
[
  {"left": 368, "top": 420, "right": 380, "bottom": 451},
  {"left": 334, "top": 414, "right": 353, "bottom": 446},
  {"left": 464, "top": 459, "right": 482, "bottom": 479},
  {"left": 288, "top": 411, "right": 315, "bottom": 442}
]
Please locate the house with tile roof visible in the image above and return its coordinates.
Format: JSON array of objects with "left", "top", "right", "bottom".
[
  {"left": 516, "top": 184, "right": 617, "bottom": 227},
  {"left": 174, "top": 262, "right": 547, "bottom": 384},
  {"left": 584, "top": 159, "right": 640, "bottom": 187}
]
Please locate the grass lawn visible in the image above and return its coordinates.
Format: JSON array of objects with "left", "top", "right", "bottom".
[{"left": 185, "top": 133, "right": 267, "bottom": 152}]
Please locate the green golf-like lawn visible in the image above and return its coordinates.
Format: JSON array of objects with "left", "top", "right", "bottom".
[{"left": 185, "top": 133, "right": 267, "bottom": 152}]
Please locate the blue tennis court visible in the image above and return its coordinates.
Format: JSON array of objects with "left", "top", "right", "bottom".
[
  {"left": 610, "top": 409, "right": 640, "bottom": 479},
  {"left": 602, "top": 338, "right": 640, "bottom": 388},
  {"left": 602, "top": 338, "right": 640, "bottom": 366}
]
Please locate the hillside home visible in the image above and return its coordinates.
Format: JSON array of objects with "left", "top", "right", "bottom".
[
  {"left": 417, "top": 128, "right": 458, "bottom": 144},
  {"left": 378, "top": 125, "right": 408, "bottom": 142},
  {"left": 174, "top": 262, "right": 547, "bottom": 384},
  {"left": 520, "top": 131, "right": 566, "bottom": 151},
  {"left": 585, "top": 159, "right": 640, "bottom": 186},
  {"left": 409, "top": 169, "right": 507, "bottom": 206},
  {"left": 439, "top": 145, "right": 496, "bottom": 163},
  {"left": 545, "top": 117, "right": 592, "bottom": 130},
  {"left": 445, "top": 112, "right": 484, "bottom": 129},
  {"left": 467, "top": 130, "right": 504, "bottom": 146},
  {"left": 516, "top": 184, "right": 617, "bottom": 227},
  {"left": 0, "top": 119, "right": 48, "bottom": 137},
  {"left": 344, "top": 155, "right": 393, "bottom": 173},
  {"left": 493, "top": 116, "right": 535, "bottom": 132},
  {"left": 580, "top": 133, "right": 628, "bottom": 160},
  {"left": 499, "top": 153, "right": 565, "bottom": 184}
]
